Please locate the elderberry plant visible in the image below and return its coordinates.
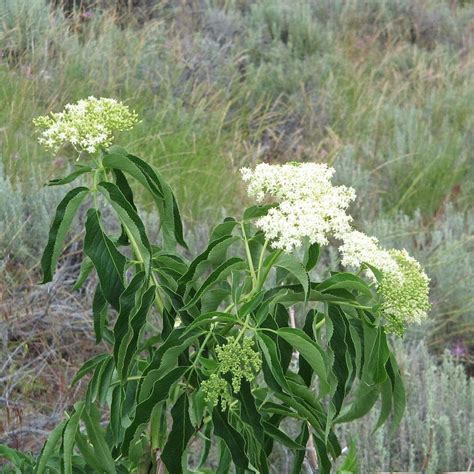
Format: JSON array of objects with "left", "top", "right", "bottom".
[{"left": 1, "top": 98, "right": 430, "bottom": 473}]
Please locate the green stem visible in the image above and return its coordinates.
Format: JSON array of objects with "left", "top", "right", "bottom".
[
  {"left": 240, "top": 221, "right": 257, "bottom": 288},
  {"left": 315, "top": 318, "right": 326, "bottom": 331},
  {"left": 189, "top": 324, "right": 215, "bottom": 372},
  {"left": 256, "top": 238, "right": 269, "bottom": 287},
  {"left": 256, "top": 249, "right": 283, "bottom": 291}
]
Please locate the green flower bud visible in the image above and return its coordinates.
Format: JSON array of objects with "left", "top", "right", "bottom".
[{"left": 379, "top": 249, "right": 431, "bottom": 336}]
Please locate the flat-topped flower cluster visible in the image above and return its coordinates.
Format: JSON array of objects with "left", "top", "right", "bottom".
[
  {"left": 241, "top": 163, "right": 356, "bottom": 252},
  {"left": 241, "top": 162, "right": 431, "bottom": 333},
  {"left": 33, "top": 97, "right": 139, "bottom": 154}
]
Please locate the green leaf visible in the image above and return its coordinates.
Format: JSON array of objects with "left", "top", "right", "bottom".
[
  {"left": 317, "top": 272, "right": 373, "bottom": 298},
  {"left": 335, "top": 382, "right": 380, "bottom": 423},
  {"left": 117, "top": 285, "right": 155, "bottom": 380},
  {"left": 276, "top": 328, "right": 330, "bottom": 395},
  {"left": 122, "top": 366, "right": 188, "bottom": 454},
  {"left": 372, "top": 376, "right": 392, "bottom": 433},
  {"left": 362, "top": 322, "right": 390, "bottom": 385},
  {"left": 209, "top": 218, "right": 238, "bottom": 242},
  {"left": 178, "top": 235, "right": 236, "bottom": 288},
  {"left": 274, "top": 254, "right": 309, "bottom": 300},
  {"left": 70, "top": 353, "right": 109, "bottom": 387},
  {"left": 62, "top": 402, "right": 85, "bottom": 474},
  {"left": 182, "top": 312, "right": 236, "bottom": 336},
  {"left": 98, "top": 181, "right": 151, "bottom": 275},
  {"left": 327, "top": 305, "right": 352, "bottom": 414},
  {"left": 337, "top": 440, "right": 358, "bottom": 473},
  {"left": 84, "top": 208, "right": 126, "bottom": 311},
  {"left": 92, "top": 286, "right": 107, "bottom": 343},
  {"left": 81, "top": 406, "right": 116, "bottom": 473},
  {"left": 113, "top": 272, "right": 146, "bottom": 364},
  {"left": 161, "top": 393, "right": 194, "bottom": 474},
  {"left": 73, "top": 256, "right": 94, "bottom": 290},
  {"left": 257, "top": 333, "right": 289, "bottom": 392},
  {"left": 236, "top": 380, "right": 264, "bottom": 440},
  {"left": 305, "top": 242, "right": 320, "bottom": 272},
  {"left": 261, "top": 421, "right": 305, "bottom": 450},
  {"left": 291, "top": 423, "right": 309, "bottom": 474},
  {"left": 299, "top": 310, "right": 315, "bottom": 386},
  {"left": 387, "top": 353, "right": 406, "bottom": 436},
  {"left": 243, "top": 204, "right": 277, "bottom": 220},
  {"left": 75, "top": 431, "right": 104, "bottom": 472},
  {"left": 35, "top": 420, "right": 67, "bottom": 474},
  {"left": 183, "top": 257, "right": 245, "bottom": 309},
  {"left": 41, "top": 186, "right": 89, "bottom": 283},
  {"left": 274, "top": 393, "right": 325, "bottom": 441},
  {"left": 102, "top": 151, "right": 187, "bottom": 249},
  {"left": 47, "top": 165, "right": 92, "bottom": 186},
  {"left": 212, "top": 409, "right": 249, "bottom": 471}
]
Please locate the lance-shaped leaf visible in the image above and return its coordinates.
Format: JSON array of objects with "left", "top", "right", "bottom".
[
  {"left": 102, "top": 151, "right": 187, "bottom": 249},
  {"left": 183, "top": 257, "right": 246, "bottom": 309},
  {"left": 209, "top": 218, "right": 238, "bottom": 241},
  {"left": 261, "top": 421, "right": 305, "bottom": 450},
  {"left": 362, "top": 321, "right": 390, "bottom": 385},
  {"left": 70, "top": 353, "right": 110, "bottom": 387},
  {"left": 276, "top": 328, "right": 330, "bottom": 395},
  {"left": 92, "top": 286, "right": 107, "bottom": 343},
  {"left": 73, "top": 256, "right": 94, "bottom": 290},
  {"left": 387, "top": 353, "right": 406, "bottom": 436},
  {"left": 113, "top": 272, "right": 146, "bottom": 364},
  {"left": 81, "top": 405, "right": 116, "bottom": 473},
  {"left": 35, "top": 420, "right": 67, "bottom": 474},
  {"left": 212, "top": 409, "right": 249, "bottom": 471},
  {"left": 47, "top": 165, "right": 92, "bottom": 186},
  {"left": 117, "top": 285, "right": 156, "bottom": 380},
  {"left": 327, "top": 305, "right": 352, "bottom": 414},
  {"left": 335, "top": 382, "right": 380, "bottom": 423},
  {"left": 243, "top": 204, "right": 277, "bottom": 220},
  {"left": 317, "top": 272, "right": 373, "bottom": 298},
  {"left": 84, "top": 208, "right": 126, "bottom": 311},
  {"left": 304, "top": 242, "right": 320, "bottom": 272},
  {"left": 122, "top": 366, "right": 187, "bottom": 454},
  {"left": 161, "top": 393, "right": 194, "bottom": 474},
  {"left": 274, "top": 254, "right": 309, "bottom": 300},
  {"left": 236, "top": 380, "right": 264, "bottom": 440},
  {"left": 291, "top": 423, "right": 309, "bottom": 474},
  {"left": 62, "top": 402, "right": 85, "bottom": 474},
  {"left": 41, "top": 186, "right": 89, "bottom": 283},
  {"left": 98, "top": 181, "right": 151, "bottom": 275},
  {"left": 299, "top": 310, "right": 316, "bottom": 386},
  {"left": 178, "top": 234, "right": 236, "bottom": 288},
  {"left": 372, "top": 375, "right": 393, "bottom": 433}
]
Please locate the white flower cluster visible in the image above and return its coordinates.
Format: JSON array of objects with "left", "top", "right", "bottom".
[
  {"left": 241, "top": 161, "right": 431, "bottom": 332},
  {"left": 240, "top": 163, "right": 356, "bottom": 252},
  {"left": 33, "top": 97, "right": 139, "bottom": 154},
  {"left": 339, "top": 230, "right": 401, "bottom": 279}
]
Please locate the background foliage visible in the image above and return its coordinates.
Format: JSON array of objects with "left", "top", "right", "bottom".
[{"left": 1, "top": 0, "right": 473, "bottom": 471}]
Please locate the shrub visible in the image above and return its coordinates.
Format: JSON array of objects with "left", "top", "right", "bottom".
[
  {"left": 0, "top": 99, "right": 433, "bottom": 472},
  {"left": 338, "top": 341, "right": 473, "bottom": 472}
]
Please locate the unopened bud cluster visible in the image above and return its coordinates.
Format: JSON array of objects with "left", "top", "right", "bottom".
[{"left": 202, "top": 337, "right": 262, "bottom": 409}]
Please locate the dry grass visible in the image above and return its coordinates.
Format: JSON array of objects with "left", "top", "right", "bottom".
[{"left": 0, "top": 255, "right": 101, "bottom": 454}]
